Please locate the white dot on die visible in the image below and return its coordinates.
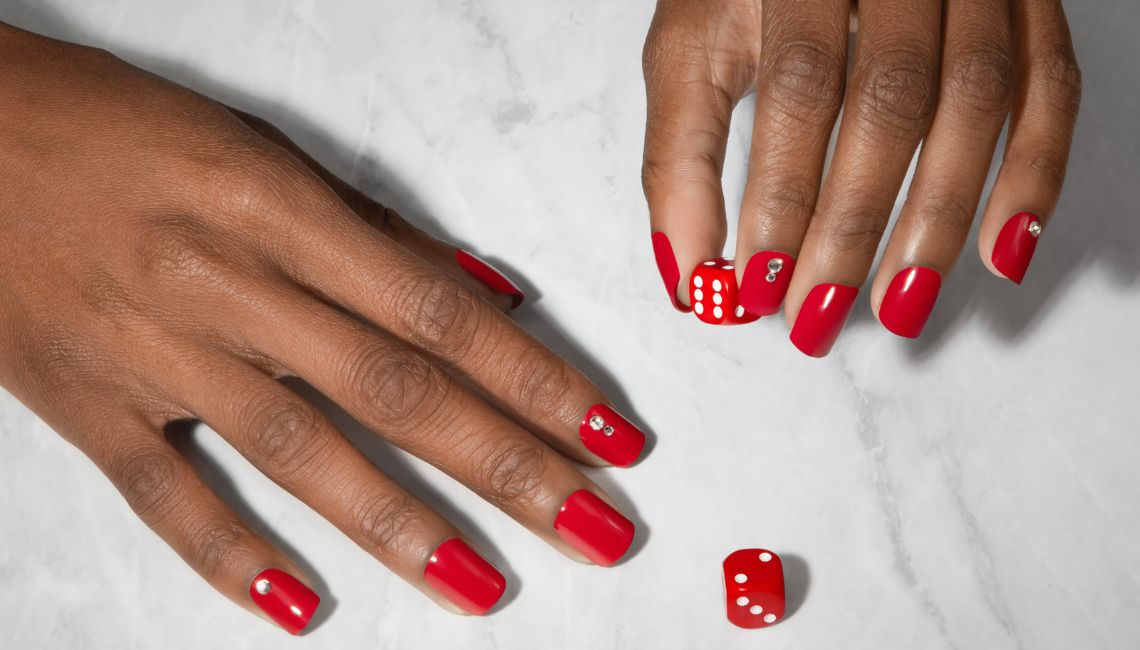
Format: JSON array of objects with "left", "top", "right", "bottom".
[
  {"left": 703, "top": 261, "right": 716, "bottom": 266},
  {"left": 764, "top": 614, "right": 777, "bottom": 624},
  {"left": 695, "top": 303, "right": 704, "bottom": 315},
  {"left": 694, "top": 276, "right": 703, "bottom": 288},
  {"left": 712, "top": 279, "right": 723, "bottom": 291},
  {"left": 759, "top": 552, "right": 773, "bottom": 562},
  {"left": 735, "top": 306, "right": 744, "bottom": 317},
  {"left": 749, "top": 605, "right": 763, "bottom": 615},
  {"left": 712, "top": 293, "right": 723, "bottom": 305},
  {"left": 734, "top": 573, "right": 747, "bottom": 584},
  {"left": 722, "top": 264, "right": 734, "bottom": 270},
  {"left": 694, "top": 289, "right": 704, "bottom": 301},
  {"left": 713, "top": 306, "right": 723, "bottom": 319},
  {"left": 736, "top": 596, "right": 749, "bottom": 607}
]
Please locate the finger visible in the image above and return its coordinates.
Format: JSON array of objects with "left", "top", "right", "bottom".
[
  {"left": 209, "top": 274, "right": 639, "bottom": 565},
  {"left": 869, "top": 0, "right": 1014, "bottom": 337},
  {"left": 784, "top": 0, "right": 942, "bottom": 357},
  {"left": 89, "top": 417, "right": 321, "bottom": 634},
  {"left": 977, "top": 0, "right": 1081, "bottom": 284},
  {"left": 642, "top": 6, "right": 760, "bottom": 310},
  {"left": 179, "top": 358, "right": 508, "bottom": 615},
  {"left": 734, "top": 0, "right": 850, "bottom": 317},
  {"left": 229, "top": 108, "right": 524, "bottom": 310},
  {"left": 245, "top": 173, "right": 646, "bottom": 468}
]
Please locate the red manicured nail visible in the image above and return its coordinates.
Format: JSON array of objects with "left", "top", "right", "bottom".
[
  {"left": 249, "top": 568, "right": 319, "bottom": 635},
  {"left": 579, "top": 404, "right": 646, "bottom": 467},
  {"left": 991, "top": 212, "right": 1042, "bottom": 284},
  {"left": 423, "top": 538, "right": 506, "bottom": 616},
  {"left": 789, "top": 284, "right": 859, "bottom": 358},
  {"left": 879, "top": 266, "right": 942, "bottom": 339},
  {"left": 553, "top": 490, "right": 635, "bottom": 567},
  {"left": 738, "top": 251, "right": 795, "bottom": 316},
  {"left": 456, "top": 250, "right": 525, "bottom": 308},
  {"left": 651, "top": 231, "right": 691, "bottom": 313}
]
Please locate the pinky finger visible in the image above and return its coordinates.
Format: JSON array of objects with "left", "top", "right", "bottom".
[
  {"left": 979, "top": 0, "right": 1081, "bottom": 284},
  {"left": 91, "top": 417, "right": 320, "bottom": 635}
]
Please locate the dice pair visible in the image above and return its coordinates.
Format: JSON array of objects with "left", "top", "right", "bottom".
[
  {"left": 689, "top": 257, "right": 759, "bottom": 325},
  {"left": 723, "top": 548, "right": 786, "bottom": 629}
]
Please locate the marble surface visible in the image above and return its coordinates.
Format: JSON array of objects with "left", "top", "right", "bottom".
[{"left": 2, "top": 1, "right": 1139, "bottom": 648}]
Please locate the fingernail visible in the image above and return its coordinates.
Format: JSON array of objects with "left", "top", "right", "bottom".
[
  {"left": 991, "top": 212, "right": 1042, "bottom": 284},
  {"left": 250, "top": 568, "right": 320, "bottom": 635},
  {"left": 789, "top": 284, "right": 859, "bottom": 358},
  {"left": 879, "top": 266, "right": 942, "bottom": 339},
  {"left": 553, "top": 490, "right": 635, "bottom": 567},
  {"left": 739, "top": 251, "right": 795, "bottom": 316},
  {"left": 651, "top": 231, "right": 691, "bottom": 313},
  {"left": 579, "top": 404, "right": 646, "bottom": 467},
  {"left": 456, "top": 250, "right": 526, "bottom": 308},
  {"left": 423, "top": 538, "right": 507, "bottom": 616}
]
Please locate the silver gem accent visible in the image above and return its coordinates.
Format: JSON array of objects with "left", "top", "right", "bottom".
[
  {"left": 603, "top": 425, "right": 615, "bottom": 437},
  {"left": 588, "top": 415, "right": 605, "bottom": 431},
  {"left": 1028, "top": 221, "right": 1042, "bottom": 238},
  {"left": 765, "top": 272, "right": 777, "bottom": 283},
  {"left": 255, "top": 579, "right": 272, "bottom": 595},
  {"left": 767, "top": 258, "right": 783, "bottom": 273}
]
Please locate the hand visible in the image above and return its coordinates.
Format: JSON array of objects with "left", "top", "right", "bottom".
[
  {"left": 0, "top": 24, "right": 645, "bottom": 633},
  {"left": 642, "top": 0, "right": 1081, "bottom": 354}
]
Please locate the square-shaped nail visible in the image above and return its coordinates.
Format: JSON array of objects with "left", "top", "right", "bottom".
[
  {"left": 249, "top": 568, "right": 320, "bottom": 635},
  {"left": 879, "top": 266, "right": 941, "bottom": 338},
  {"left": 579, "top": 404, "right": 646, "bottom": 467},
  {"left": 553, "top": 490, "right": 635, "bottom": 567},
  {"left": 739, "top": 251, "right": 795, "bottom": 316},
  {"left": 789, "top": 284, "right": 859, "bottom": 358},
  {"left": 423, "top": 538, "right": 506, "bottom": 615},
  {"left": 991, "top": 212, "right": 1042, "bottom": 284}
]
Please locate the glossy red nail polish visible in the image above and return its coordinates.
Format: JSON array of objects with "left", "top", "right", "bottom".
[
  {"left": 789, "top": 284, "right": 859, "bottom": 358},
  {"left": 579, "top": 404, "right": 646, "bottom": 468},
  {"left": 879, "top": 266, "right": 942, "bottom": 339},
  {"left": 651, "top": 231, "right": 691, "bottom": 313},
  {"left": 249, "top": 568, "right": 319, "bottom": 635},
  {"left": 991, "top": 212, "right": 1042, "bottom": 284},
  {"left": 456, "top": 250, "right": 525, "bottom": 308},
  {"left": 553, "top": 490, "right": 635, "bottom": 567},
  {"left": 738, "top": 251, "right": 795, "bottom": 316},
  {"left": 423, "top": 538, "right": 506, "bottom": 616}
]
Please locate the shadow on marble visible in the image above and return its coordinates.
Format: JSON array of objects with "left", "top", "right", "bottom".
[
  {"left": 780, "top": 553, "right": 811, "bottom": 621},
  {"left": 165, "top": 419, "right": 340, "bottom": 631}
]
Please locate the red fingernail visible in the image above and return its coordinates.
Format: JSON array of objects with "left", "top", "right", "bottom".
[
  {"left": 991, "top": 212, "right": 1042, "bottom": 284},
  {"left": 456, "top": 250, "right": 525, "bottom": 308},
  {"left": 738, "top": 251, "right": 795, "bottom": 316},
  {"left": 651, "top": 231, "right": 691, "bottom": 313},
  {"left": 879, "top": 266, "right": 942, "bottom": 339},
  {"left": 553, "top": 490, "right": 635, "bottom": 567},
  {"left": 423, "top": 538, "right": 507, "bottom": 616},
  {"left": 789, "top": 284, "right": 859, "bottom": 358},
  {"left": 579, "top": 404, "right": 646, "bottom": 467},
  {"left": 250, "top": 568, "right": 319, "bottom": 635}
]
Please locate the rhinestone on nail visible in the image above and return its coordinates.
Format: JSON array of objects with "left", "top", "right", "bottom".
[
  {"left": 767, "top": 258, "right": 783, "bottom": 273},
  {"left": 255, "top": 578, "right": 272, "bottom": 595},
  {"left": 765, "top": 272, "right": 777, "bottom": 283},
  {"left": 589, "top": 415, "right": 605, "bottom": 431},
  {"left": 1028, "top": 221, "right": 1042, "bottom": 237},
  {"left": 603, "top": 425, "right": 615, "bottom": 437}
]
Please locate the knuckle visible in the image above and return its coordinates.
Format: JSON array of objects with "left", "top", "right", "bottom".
[
  {"left": 354, "top": 492, "right": 422, "bottom": 552},
  {"left": 915, "top": 191, "right": 977, "bottom": 234},
  {"left": 186, "top": 517, "right": 248, "bottom": 581},
  {"left": 245, "top": 397, "right": 326, "bottom": 478},
  {"left": 855, "top": 48, "right": 938, "bottom": 134},
  {"left": 478, "top": 440, "right": 549, "bottom": 508},
  {"left": 114, "top": 447, "right": 182, "bottom": 526},
  {"left": 944, "top": 45, "right": 1014, "bottom": 115},
  {"left": 350, "top": 344, "right": 446, "bottom": 432},
  {"left": 134, "top": 215, "right": 225, "bottom": 286},
  {"left": 820, "top": 207, "right": 887, "bottom": 256},
  {"left": 1018, "top": 147, "right": 1069, "bottom": 187},
  {"left": 508, "top": 347, "right": 576, "bottom": 424},
  {"left": 766, "top": 39, "right": 846, "bottom": 120},
  {"left": 394, "top": 273, "right": 482, "bottom": 356},
  {"left": 747, "top": 175, "right": 819, "bottom": 227},
  {"left": 1033, "top": 45, "right": 1083, "bottom": 114}
]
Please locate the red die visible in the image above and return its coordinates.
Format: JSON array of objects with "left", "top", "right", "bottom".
[
  {"left": 690, "top": 258, "right": 759, "bottom": 325},
  {"left": 723, "top": 549, "right": 785, "bottom": 629}
]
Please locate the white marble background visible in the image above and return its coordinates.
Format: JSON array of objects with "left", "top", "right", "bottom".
[{"left": 1, "top": 1, "right": 1138, "bottom": 648}]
